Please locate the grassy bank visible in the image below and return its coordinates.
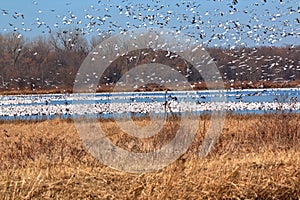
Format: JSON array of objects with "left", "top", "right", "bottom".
[{"left": 0, "top": 114, "right": 299, "bottom": 199}]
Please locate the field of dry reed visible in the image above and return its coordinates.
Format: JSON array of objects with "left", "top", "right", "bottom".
[{"left": 0, "top": 113, "right": 299, "bottom": 199}]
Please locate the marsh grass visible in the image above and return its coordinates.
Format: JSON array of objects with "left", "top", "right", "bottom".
[{"left": 0, "top": 114, "right": 299, "bottom": 199}]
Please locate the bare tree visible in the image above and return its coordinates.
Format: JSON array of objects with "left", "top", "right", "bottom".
[
  {"left": 49, "top": 28, "right": 89, "bottom": 54},
  {"left": 2, "top": 32, "right": 26, "bottom": 68},
  {"left": 90, "top": 32, "right": 111, "bottom": 50}
]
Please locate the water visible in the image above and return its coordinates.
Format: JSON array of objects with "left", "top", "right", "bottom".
[{"left": 0, "top": 88, "right": 299, "bottom": 121}]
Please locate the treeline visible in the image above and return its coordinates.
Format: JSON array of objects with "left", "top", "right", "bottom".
[{"left": 0, "top": 30, "right": 299, "bottom": 93}]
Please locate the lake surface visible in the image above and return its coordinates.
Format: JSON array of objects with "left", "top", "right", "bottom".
[{"left": 0, "top": 88, "right": 299, "bottom": 121}]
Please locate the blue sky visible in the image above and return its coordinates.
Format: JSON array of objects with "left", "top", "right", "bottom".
[{"left": 0, "top": 0, "right": 299, "bottom": 47}]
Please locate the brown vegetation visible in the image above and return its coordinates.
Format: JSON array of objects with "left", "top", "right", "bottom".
[{"left": 0, "top": 113, "right": 299, "bottom": 199}]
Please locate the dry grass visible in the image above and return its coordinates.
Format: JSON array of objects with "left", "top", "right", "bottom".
[{"left": 0, "top": 114, "right": 299, "bottom": 199}]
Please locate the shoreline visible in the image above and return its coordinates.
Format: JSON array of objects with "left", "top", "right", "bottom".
[
  {"left": 0, "top": 112, "right": 299, "bottom": 124},
  {"left": 0, "top": 80, "right": 299, "bottom": 95}
]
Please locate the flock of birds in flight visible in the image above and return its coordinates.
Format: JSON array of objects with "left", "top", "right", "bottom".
[
  {"left": 1, "top": 0, "right": 299, "bottom": 45},
  {"left": 0, "top": 0, "right": 299, "bottom": 91}
]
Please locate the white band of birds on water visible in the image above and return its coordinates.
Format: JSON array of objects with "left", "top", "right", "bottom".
[{"left": 0, "top": 88, "right": 299, "bottom": 119}]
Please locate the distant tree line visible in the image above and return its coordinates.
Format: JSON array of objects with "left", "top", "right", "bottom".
[{"left": 0, "top": 29, "right": 299, "bottom": 93}]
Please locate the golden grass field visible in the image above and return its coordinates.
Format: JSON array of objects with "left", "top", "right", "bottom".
[{"left": 0, "top": 113, "right": 299, "bottom": 199}]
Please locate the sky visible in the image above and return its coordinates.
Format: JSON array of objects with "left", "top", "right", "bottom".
[{"left": 0, "top": 0, "right": 299, "bottom": 47}]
